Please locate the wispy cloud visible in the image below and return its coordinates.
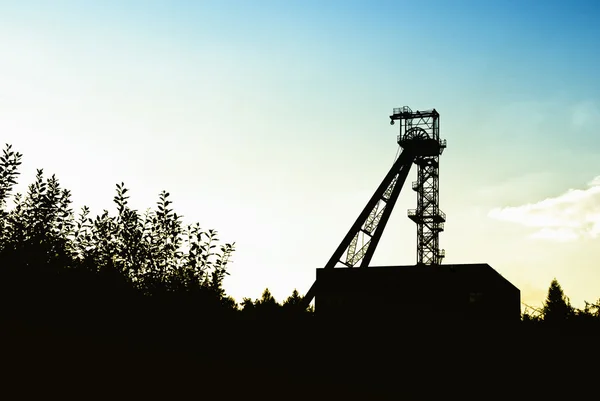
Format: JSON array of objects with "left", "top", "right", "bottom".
[{"left": 488, "top": 176, "right": 600, "bottom": 242}]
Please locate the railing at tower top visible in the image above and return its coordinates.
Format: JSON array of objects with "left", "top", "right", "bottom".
[
  {"left": 391, "top": 107, "right": 438, "bottom": 117},
  {"left": 393, "top": 106, "right": 412, "bottom": 114}
]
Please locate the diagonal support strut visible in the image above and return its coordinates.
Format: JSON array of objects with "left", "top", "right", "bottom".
[{"left": 300, "top": 148, "right": 415, "bottom": 309}]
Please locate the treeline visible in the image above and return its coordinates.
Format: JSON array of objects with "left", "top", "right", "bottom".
[
  {"left": 522, "top": 278, "right": 600, "bottom": 326},
  {"left": 0, "top": 143, "right": 311, "bottom": 344},
  {"left": 1, "top": 142, "right": 600, "bottom": 341}
]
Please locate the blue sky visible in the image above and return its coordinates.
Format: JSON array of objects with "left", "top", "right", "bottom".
[{"left": 1, "top": 0, "right": 600, "bottom": 307}]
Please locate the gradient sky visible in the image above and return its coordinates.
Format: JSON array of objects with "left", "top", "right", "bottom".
[{"left": 2, "top": 0, "right": 600, "bottom": 308}]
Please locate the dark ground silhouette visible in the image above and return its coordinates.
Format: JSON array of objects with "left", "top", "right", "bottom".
[{"left": 1, "top": 142, "right": 599, "bottom": 398}]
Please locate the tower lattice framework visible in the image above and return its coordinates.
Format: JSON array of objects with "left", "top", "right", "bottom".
[
  {"left": 392, "top": 106, "right": 446, "bottom": 265},
  {"left": 300, "top": 106, "right": 446, "bottom": 308}
]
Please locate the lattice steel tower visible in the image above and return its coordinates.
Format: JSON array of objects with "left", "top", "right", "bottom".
[
  {"left": 300, "top": 106, "right": 447, "bottom": 308},
  {"left": 391, "top": 106, "right": 446, "bottom": 265}
]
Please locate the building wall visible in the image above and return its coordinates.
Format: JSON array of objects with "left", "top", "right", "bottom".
[{"left": 315, "top": 264, "right": 521, "bottom": 322}]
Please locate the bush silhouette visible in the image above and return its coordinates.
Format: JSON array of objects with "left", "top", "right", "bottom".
[{"left": 0, "top": 143, "right": 237, "bottom": 341}]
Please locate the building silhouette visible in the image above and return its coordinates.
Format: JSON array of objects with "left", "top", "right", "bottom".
[{"left": 314, "top": 264, "right": 521, "bottom": 322}]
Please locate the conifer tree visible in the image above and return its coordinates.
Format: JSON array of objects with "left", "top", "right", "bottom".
[{"left": 542, "top": 278, "right": 573, "bottom": 323}]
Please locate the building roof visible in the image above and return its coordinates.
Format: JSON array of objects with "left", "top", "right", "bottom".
[{"left": 315, "top": 263, "right": 520, "bottom": 294}]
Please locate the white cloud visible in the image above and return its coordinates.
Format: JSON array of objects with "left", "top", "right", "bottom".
[
  {"left": 488, "top": 176, "right": 600, "bottom": 241},
  {"left": 529, "top": 227, "right": 579, "bottom": 242},
  {"left": 588, "top": 176, "right": 600, "bottom": 187}
]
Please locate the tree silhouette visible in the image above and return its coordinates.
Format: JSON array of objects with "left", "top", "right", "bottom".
[
  {"left": 522, "top": 303, "right": 543, "bottom": 323},
  {"left": 239, "top": 288, "right": 315, "bottom": 321},
  {"left": 0, "top": 143, "right": 238, "bottom": 339},
  {"left": 542, "top": 278, "right": 573, "bottom": 323},
  {"left": 283, "top": 289, "right": 302, "bottom": 308},
  {"left": 253, "top": 288, "right": 281, "bottom": 318},
  {"left": 582, "top": 299, "right": 600, "bottom": 318},
  {"left": 283, "top": 288, "right": 314, "bottom": 314}
]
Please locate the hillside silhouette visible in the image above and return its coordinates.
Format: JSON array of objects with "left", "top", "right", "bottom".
[{"left": 1, "top": 142, "right": 599, "bottom": 398}]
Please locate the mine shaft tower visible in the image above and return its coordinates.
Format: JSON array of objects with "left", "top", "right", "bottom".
[
  {"left": 392, "top": 106, "right": 446, "bottom": 265},
  {"left": 301, "top": 106, "right": 447, "bottom": 308}
]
